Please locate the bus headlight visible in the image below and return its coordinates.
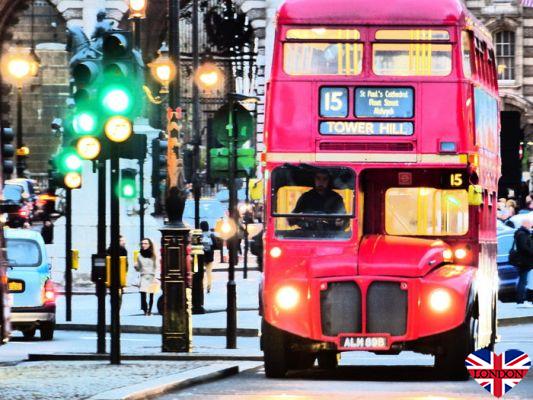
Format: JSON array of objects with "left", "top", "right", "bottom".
[
  {"left": 428, "top": 289, "right": 452, "bottom": 313},
  {"left": 275, "top": 286, "right": 299, "bottom": 310},
  {"left": 270, "top": 247, "right": 282, "bottom": 258},
  {"left": 454, "top": 248, "right": 468, "bottom": 261}
]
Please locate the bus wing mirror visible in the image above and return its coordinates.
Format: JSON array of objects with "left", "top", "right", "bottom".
[{"left": 468, "top": 185, "right": 483, "bottom": 206}]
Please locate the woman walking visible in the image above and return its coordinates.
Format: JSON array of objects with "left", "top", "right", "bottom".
[{"left": 135, "top": 238, "right": 159, "bottom": 315}]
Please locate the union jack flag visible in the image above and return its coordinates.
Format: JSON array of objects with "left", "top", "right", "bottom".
[
  {"left": 465, "top": 349, "right": 531, "bottom": 398},
  {"left": 522, "top": 0, "right": 533, "bottom": 7}
]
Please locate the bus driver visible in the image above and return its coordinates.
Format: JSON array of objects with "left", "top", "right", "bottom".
[{"left": 289, "top": 170, "right": 347, "bottom": 230}]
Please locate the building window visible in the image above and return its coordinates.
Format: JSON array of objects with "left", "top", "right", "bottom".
[{"left": 495, "top": 31, "right": 515, "bottom": 81}]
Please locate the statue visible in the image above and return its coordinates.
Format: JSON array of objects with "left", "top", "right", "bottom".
[{"left": 92, "top": 10, "right": 115, "bottom": 52}]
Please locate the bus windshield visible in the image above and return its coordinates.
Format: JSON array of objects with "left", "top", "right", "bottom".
[
  {"left": 272, "top": 165, "right": 355, "bottom": 240},
  {"left": 385, "top": 187, "right": 469, "bottom": 236}
]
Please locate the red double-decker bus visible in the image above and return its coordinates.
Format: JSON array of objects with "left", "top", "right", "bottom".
[{"left": 261, "top": 0, "right": 500, "bottom": 379}]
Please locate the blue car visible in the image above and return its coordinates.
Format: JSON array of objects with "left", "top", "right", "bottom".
[{"left": 5, "top": 229, "right": 56, "bottom": 340}]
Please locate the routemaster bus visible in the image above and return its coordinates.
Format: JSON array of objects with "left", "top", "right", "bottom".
[{"left": 261, "top": 0, "right": 500, "bottom": 379}]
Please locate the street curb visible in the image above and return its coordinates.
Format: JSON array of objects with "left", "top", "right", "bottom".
[
  {"left": 87, "top": 362, "right": 262, "bottom": 400},
  {"left": 498, "top": 316, "right": 533, "bottom": 327},
  {"left": 27, "top": 353, "right": 264, "bottom": 362},
  {"left": 55, "top": 323, "right": 259, "bottom": 337}
]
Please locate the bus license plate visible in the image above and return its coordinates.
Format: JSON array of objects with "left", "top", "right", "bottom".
[
  {"left": 8, "top": 280, "right": 24, "bottom": 293},
  {"left": 339, "top": 335, "right": 390, "bottom": 350}
]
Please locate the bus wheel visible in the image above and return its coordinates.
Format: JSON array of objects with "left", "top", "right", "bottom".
[
  {"left": 262, "top": 319, "right": 290, "bottom": 378},
  {"left": 317, "top": 351, "right": 339, "bottom": 369},
  {"left": 290, "top": 352, "right": 316, "bottom": 370},
  {"left": 434, "top": 310, "right": 478, "bottom": 380}
]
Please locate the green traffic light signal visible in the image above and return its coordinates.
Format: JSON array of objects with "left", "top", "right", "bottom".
[
  {"left": 102, "top": 87, "right": 131, "bottom": 114},
  {"left": 119, "top": 168, "right": 137, "bottom": 199},
  {"left": 64, "top": 153, "right": 82, "bottom": 171},
  {"left": 72, "top": 112, "right": 97, "bottom": 135}
]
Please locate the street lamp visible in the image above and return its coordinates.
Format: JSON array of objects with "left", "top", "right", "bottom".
[
  {"left": 129, "top": 0, "right": 147, "bottom": 49},
  {"left": 129, "top": 0, "right": 147, "bottom": 18},
  {"left": 194, "top": 62, "right": 224, "bottom": 92},
  {"left": 1, "top": 49, "right": 40, "bottom": 177},
  {"left": 149, "top": 43, "right": 177, "bottom": 94}
]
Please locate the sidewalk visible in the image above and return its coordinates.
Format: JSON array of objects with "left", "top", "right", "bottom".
[{"left": 55, "top": 269, "right": 262, "bottom": 335}]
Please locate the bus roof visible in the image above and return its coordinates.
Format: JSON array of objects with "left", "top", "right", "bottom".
[{"left": 278, "top": 0, "right": 472, "bottom": 26}]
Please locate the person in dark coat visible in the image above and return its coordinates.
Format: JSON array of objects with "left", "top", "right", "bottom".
[
  {"left": 41, "top": 219, "right": 54, "bottom": 244},
  {"left": 200, "top": 221, "right": 216, "bottom": 293},
  {"left": 515, "top": 216, "right": 533, "bottom": 306}
]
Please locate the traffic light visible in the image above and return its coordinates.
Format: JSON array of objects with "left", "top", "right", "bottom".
[
  {"left": 182, "top": 146, "right": 193, "bottom": 183},
  {"left": 151, "top": 138, "right": 167, "bottom": 213},
  {"left": 1, "top": 126, "right": 14, "bottom": 178},
  {"left": 208, "top": 102, "right": 256, "bottom": 179},
  {"left": 50, "top": 150, "right": 82, "bottom": 189},
  {"left": 119, "top": 168, "right": 137, "bottom": 199}
]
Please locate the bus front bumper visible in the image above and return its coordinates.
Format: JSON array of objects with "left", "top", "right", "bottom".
[{"left": 263, "top": 266, "right": 476, "bottom": 351}]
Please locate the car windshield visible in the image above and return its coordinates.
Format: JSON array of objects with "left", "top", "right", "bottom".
[
  {"left": 3, "top": 185, "right": 23, "bottom": 202},
  {"left": 271, "top": 165, "right": 355, "bottom": 240},
  {"left": 6, "top": 239, "right": 42, "bottom": 267}
]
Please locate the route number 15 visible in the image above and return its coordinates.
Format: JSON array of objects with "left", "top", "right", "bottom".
[{"left": 320, "top": 87, "right": 348, "bottom": 118}]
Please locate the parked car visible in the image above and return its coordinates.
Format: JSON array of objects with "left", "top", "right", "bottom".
[
  {"left": 183, "top": 198, "right": 226, "bottom": 230},
  {"left": 3, "top": 184, "right": 31, "bottom": 228},
  {"left": 496, "top": 220, "right": 532, "bottom": 302},
  {"left": 5, "top": 178, "right": 39, "bottom": 219},
  {"left": 5, "top": 229, "right": 56, "bottom": 340}
]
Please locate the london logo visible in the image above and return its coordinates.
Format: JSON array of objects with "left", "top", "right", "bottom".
[{"left": 465, "top": 349, "right": 530, "bottom": 398}]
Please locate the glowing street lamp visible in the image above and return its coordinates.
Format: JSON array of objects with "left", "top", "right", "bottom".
[
  {"left": 148, "top": 43, "right": 177, "bottom": 93},
  {"left": 194, "top": 62, "right": 224, "bottom": 91},
  {"left": 1, "top": 49, "right": 40, "bottom": 177},
  {"left": 129, "top": 0, "right": 147, "bottom": 19}
]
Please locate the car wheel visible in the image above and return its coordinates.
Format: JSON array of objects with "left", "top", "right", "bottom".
[
  {"left": 262, "top": 319, "right": 290, "bottom": 378},
  {"left": 317, "top": 351, "right": 339, "bottom": 370},
  {"left": 23, "top": 328, "right": 36, "bottom": 339},
  {"left": 40, "top": 322, "right": 55, "bottom": 341}
]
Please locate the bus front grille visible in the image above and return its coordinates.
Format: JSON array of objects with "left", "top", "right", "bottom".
[
  {"left": 366, "top": 282, "right": 407, "bottom": 336},
  {"left": 320, "top": 282, "right": 362, "bottom": 336}
]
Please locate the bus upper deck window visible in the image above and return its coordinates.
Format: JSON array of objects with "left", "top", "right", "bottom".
[
  {"left": 373, "top": 43, "right": 452, "bottom": 76},
  {"left": 283, "top": 28, "right": 362, "bottom": 76},
  {"left": 375, "top": 29, "right": 449, "bottom": 41}
]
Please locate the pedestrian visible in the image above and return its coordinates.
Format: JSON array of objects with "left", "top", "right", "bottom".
[
  {"left": 106, "top": 235, "right": 129, "bottom": 271},
  {"left": 135, "top": 238, "right": 159, "bottom": 315},
  {"left": 41, "top": 219, "right": 54, "bottom": 244},
  {"left": 200, "top": 221, "right": 215, "bottom": 293},
  {"left": 511, "top": 216, "right": 533, "bottom": 307}
]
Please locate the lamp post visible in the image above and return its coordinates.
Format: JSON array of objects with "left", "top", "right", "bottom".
[
  {"left": 128, "top": 0, "right": 147, "bottom": 50},
  {"left": 1, "top": 50, "right": 39, "bottom": 177}
]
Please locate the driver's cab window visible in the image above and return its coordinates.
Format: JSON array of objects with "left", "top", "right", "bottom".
[{"left": 271, "top": 165, "right": 355, "bottom": 240}]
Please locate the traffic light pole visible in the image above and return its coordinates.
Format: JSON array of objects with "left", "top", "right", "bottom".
[
  {"left": 139, "top": 158, "right": 145, "bottom": 242},
  {"left": 110, "top": 151, "right": 121, "bottom": 364},
  {"left": 226, "top": 97, "right": 238, "bottom": 349},
  {"left": 243, "top": 177, "right": 250, "bottom": 279},
  {"left": 65, "top": 188, "right": 72, "bottom": 322},
  {"left": 191, "top": 0, "right": 205, "bottom": 315},
  {"left": 96, "top": 160, "right": 106, "bottom": 354}
]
